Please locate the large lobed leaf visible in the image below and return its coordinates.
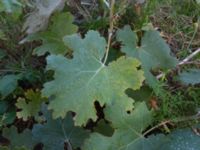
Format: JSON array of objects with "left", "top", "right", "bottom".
[
  {"left": 2, "top": 126, "right": 37, "bottom": 150},
  {"left": 116, "top": 25, "right": 178, "bottom": 91},
  {"left": 2, "top": 109, "right": 89, "bottom": 150},
  {"left": 42, "top": 30, "right": 144, "bottom": 126},
  {"left": 84, "top": 102, "right": 200, "bottom": 150},
  {"left": 32, "top": 110, "right": 90, "bottom": 150},
  {"left": 83, "top": 102, "right": 153, "bottom": 150}
]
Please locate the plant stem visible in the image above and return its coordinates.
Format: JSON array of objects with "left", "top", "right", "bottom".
[
  {"left": 143, "top": 120, "right": 171, "bottom": 136},
  {"left": 179, "top": 48, "right": 200, "bottom": 65},
  {"left": 103, "top": 0, "right": 110, "bottom": 8},
  {"left": 103, "top": 0, "right": 115, "bottom": 65},
  {"left": 0, "top": 69, "right": 25, "bottom": 73},
  {"left": 143, "top": 113, "right": 200, "bottom": 136},
  {"left": 156, "top": 48, "right": 200, "bottom": 79},
  {"left": 186, "top": 20, "right": 199, "bottom": 52}
]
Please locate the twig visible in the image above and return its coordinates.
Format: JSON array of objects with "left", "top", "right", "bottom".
[
  {"left": 156, "top": 73, "right": 165, "bottom": 80},
  {"left": 81, "top": 2, "right": 92, "bottom": 6},
  {"left": 103, "top": 0, "right": 115, "bottom": 65},
  {"left": 171, "top": 113, "right": 200, "bottom": 123},
  {"left": 143, "top": 113, "right": 200, "bottom": 136},
  {"left": 156, "top": 48, "right": 200, "bottom": 79},
  {"left": 143, "top": 120, "right": 171, "bottom": 136},
  {"left": 103, "top": 0, "right": 110, "bottom": 8},
  {"left": 178, "top": 61, "right": 200, "bottom": 65},
  {"left": 75, "top": 3, "right": 92, "bottom": 20},
  {"left": 66, "top": 141, "right": 73, "bottom": 150},
  {"left": 178, "top": 48, "right": 200, "bottom": 65}
]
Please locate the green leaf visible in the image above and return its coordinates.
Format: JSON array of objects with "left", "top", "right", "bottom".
[
  {"left": 15, "top": 89, "right": 47, "bottom": 121},
  {"left": 32, "top": 111, "right": 90, "bottom": 150},
  {"left": 83, "top": 102, "right": 153, "bottom": 150},
  {"left": 144, "top": 125, "right": 200, "bottom": 150},
  {"left": 0, "top": 0, "right": 22, "bottom": 12},
  {"left": 85, "top": 120, "right": 200, "bottom": 150},
  {"left": 42, "top": 31, "right": 144, "bottom": 126},
  {"left": 116, "top": 25, "right": 178, "bottom": 91},
  {"left": 0, "top": 101, "right": 8, "bottom": 114},
  {"left": 2, "top": 126, "right": 37, "bottom": 149},
  {"left": 178, "top": 69, "right": 200, "bottom": 85},
  {"left": 0, "top": 0, "right": 22, "bottom": 20},
  {"left": 126, "top": 86, "right": 152, "bottom": 102},
  {"left": 24, "top": 12, "right": 78, "bottom": 56},
  {"left": 0, "top": 75, "right": 18, "bottom": 99},
  {"left": 0, "top": 110, "right": 16, "bottom": 127},
  {"left": 93, "top": 120, "right": 114, "bottom": 136}
]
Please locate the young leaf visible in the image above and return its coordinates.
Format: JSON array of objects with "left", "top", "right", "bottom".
[
  {"left": 178, "top": 69, "right": 200, "bottom": 85},
  {"left": 24, "top": 12, "right": 78, "bottom": 56},
  {"left": 42, "top": 31, "right": 144, "bottom": 126},
  {"left": 15, "top": 89, "right": 47, "bottom": 121},
  {"left": 32, "top": 111, "right": 90, "bottom": 150},
  {"left": 83, "top": 102, "right": 153, "bottom": 150},
  {"left": 116, "top": 25, "right": 178, "bottom": 91}
]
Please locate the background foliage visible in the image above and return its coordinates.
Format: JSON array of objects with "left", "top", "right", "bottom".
[{"left": 0, "top": 0, "right": 200, "bottom": 149}]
